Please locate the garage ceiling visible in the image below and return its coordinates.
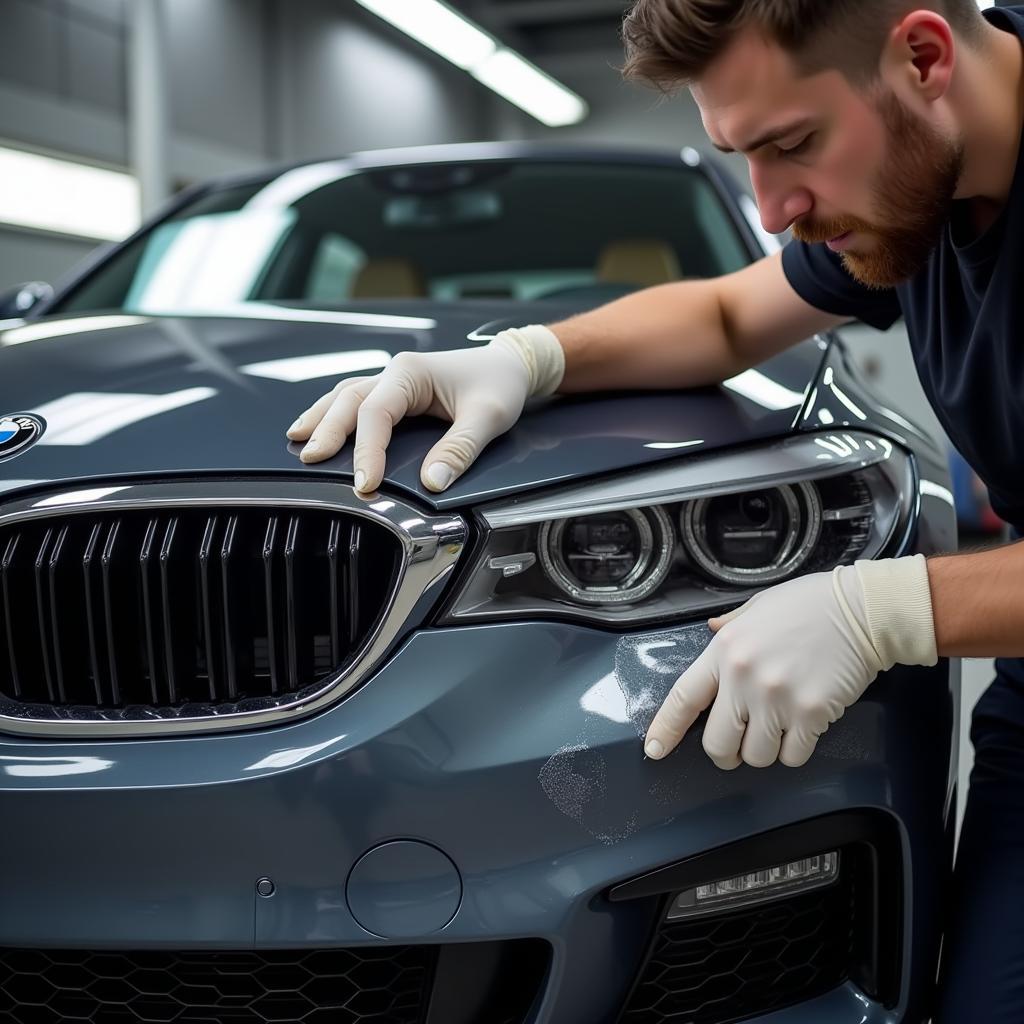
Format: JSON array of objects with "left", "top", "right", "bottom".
[{"left": 445, "top": 0, "right": 632, "bottom": 58}]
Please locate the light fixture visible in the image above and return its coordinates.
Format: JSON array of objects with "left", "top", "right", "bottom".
[
  {"left": 666, "top": 852, "right": 840, "bottom": 920},
  {"left": 0, "top": 144, "right": 140, "bottom": 242},
  {"left": 354, "top": 0, "right": 587, "bottom": 127},
  {"left": 471, "top": 50, "right": 587, "bottom": 128}
]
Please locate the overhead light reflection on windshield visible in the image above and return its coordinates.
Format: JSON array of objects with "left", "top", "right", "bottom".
[{"left": 130, "top": 210, "right": 296, "bottom": 310}]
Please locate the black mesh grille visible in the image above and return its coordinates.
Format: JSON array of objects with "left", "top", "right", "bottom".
[
  {"left": 0, "top": 508, "right": 402, "bottom": 718},
  {"left": 0, "top": 947, "right": 435, "bottom": 1024},
  {"left": 618, "top": 872, "right": 854, "bottom": 1024}
]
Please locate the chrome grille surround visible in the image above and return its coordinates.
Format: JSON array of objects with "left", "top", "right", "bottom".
[{"left": 0, "top": 480, "right": 466, "bottom": 738}]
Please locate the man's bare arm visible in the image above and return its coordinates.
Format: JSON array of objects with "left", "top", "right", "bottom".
[
  {"left": 552, "top": 250, "right": 848, "bottom": 393},
  {"left": 929, "top": 540, "right": 1024, "bottom": 656}
]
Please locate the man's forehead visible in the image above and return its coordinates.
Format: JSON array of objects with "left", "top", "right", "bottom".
[{"left": 690, "top": 28, "right": 843, "bottom": 152}]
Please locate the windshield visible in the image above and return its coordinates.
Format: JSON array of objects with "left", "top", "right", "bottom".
[{"left": 53, "top": 160, "right": 755, "bottom": 315}]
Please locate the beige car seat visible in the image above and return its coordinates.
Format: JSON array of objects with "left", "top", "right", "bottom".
[
  {"left": 596, "top": 240, "right": 682, "bottom": 288},
  {"left": 350, "top": 258, "right": 427, "bottom": 299}
]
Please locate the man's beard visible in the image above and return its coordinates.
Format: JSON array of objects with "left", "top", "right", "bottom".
[{"left": 792, "top": 91, "right": 964, "bottom": 288}]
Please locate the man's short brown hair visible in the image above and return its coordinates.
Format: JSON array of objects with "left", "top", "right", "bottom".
[{"left": 621, "top": 0, "right": 986, "bottom": 91}]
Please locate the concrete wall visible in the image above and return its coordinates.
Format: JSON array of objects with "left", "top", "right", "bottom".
[{"left": 0, "top": 0, "right": 489, "bottom": 291}]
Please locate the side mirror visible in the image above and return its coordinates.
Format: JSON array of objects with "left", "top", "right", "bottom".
[{"left": 0, "top": 281, "right": 53, "bottom": 319}]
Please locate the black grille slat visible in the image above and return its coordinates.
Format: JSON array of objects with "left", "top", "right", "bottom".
[
  {"left": 262, "top": 516, "right": 280, "bottom": 695},
  {"left": 100, "top": 521, "right": 122, "bottom": 706},
  {"left": 0, "top": 506, "right": 403, "bottom": 717},
  {"left": 159, "top": 517, "right": 180, "bottom": 704},
  {"left": 348, "top": 522, "right": 361, "bottom": 646},
  {"left": 139, "top": 518, "right": 161, "bottom": 705},
  {"left": 46, "top": 525, "right": 70, "bottom": 704},
  {"left": 284, "top": 515, "right": 300, "bottom": 691},
  {"left": 327, "top": 518, "right": 342, "bottom": 666},
  {"left": 198, "top": 515, "right": 221, "bottom": 702},
  {"left": 82, "top": 523, "right": 106, "bottom": 705},
  {"left": 219, "top": 514, "right": 239, "bottom": 700},
  {"left": 33, "top": 528, "right": 57, "bottom": 703},
  {"left": 1, "top": 534, "right": 22, "bottom": 698}
]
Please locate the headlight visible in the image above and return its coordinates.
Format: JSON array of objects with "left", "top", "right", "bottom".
[
  {"left": 538, "top": 506, "right": 674, "bottom": 604},
  {"left": 442, "top": 431, "right": 914, "bottom": 626},
  {"left": 680, "top": 481, "right": 822, "bottom": 586}
]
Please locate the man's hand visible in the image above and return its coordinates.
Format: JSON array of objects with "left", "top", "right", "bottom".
[
  {"left": 643, "top": 555, "right": 937, "bottom": 769},
  {"left": 286, "top": 325, "right": 564, "bottom": 493}
]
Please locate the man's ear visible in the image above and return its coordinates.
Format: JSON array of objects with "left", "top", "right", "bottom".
[{"left": 879, "top": 10, "right": 955, "bottom": 104}]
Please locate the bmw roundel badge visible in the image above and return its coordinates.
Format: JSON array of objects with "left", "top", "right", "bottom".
[{"left": 0, "top": 413, "right": 45, "bottom": 462}]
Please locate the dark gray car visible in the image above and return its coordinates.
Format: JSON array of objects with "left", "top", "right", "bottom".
[{"left": 0, "top": 143, "right": 957, "bottom": 1024}]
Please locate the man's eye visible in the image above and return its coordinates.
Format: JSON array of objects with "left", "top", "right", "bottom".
[{"left": 779, "top": 135, "right": 814, "bottom": 156}]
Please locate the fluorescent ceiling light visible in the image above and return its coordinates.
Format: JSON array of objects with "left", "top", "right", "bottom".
[
  {"left": 354, "top": 0, "right": 587, "bottom": 127},
  {"left": 0, "top": 145, "right": 139, "bottom": 241},
  {"left": 472, "top": 50, "right": 588, "bottom": 128},
  {"left": 354, "top": 0, "right": 495, "bottom": 69}
]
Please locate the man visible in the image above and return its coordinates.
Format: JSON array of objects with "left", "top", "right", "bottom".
[{"left": 287, "top": 2, "right": 1024, "bottom": 1017}]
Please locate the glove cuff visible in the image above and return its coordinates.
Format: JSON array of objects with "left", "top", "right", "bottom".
[
  {"left": 490, "top": 324, "right": 565, "bottom": 398},
  {"left": 853, "top": 554, "right": 938, "bottom": 670}
]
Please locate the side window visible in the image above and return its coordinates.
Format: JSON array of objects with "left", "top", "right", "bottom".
[
  {"left": 306, "top": 234, "right": 366, "bottom": 301},
  {"left": 692, "top": 180, "right": 750, "bottom": 274}
]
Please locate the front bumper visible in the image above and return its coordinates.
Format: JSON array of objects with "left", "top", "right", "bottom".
[{"left": 0, "top": 619, "right": 957, "bottom": 1024}]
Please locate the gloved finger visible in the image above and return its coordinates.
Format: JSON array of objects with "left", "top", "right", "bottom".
[
  {"left": 702, "top": 688, "right": 746, "bottom": 770},
  {"left": 420, "top": 400, "right": 516, "bottom": 492},
  {"left": 778, "top": 721, "right": 823, "bottom": 768},
  {"left": 299, "top": 380, "right": 376, "bottom": 466},
  {"left": 351, "top": 374, "right": 424, "bottom": 492},
  {"left": 739, "top": 714, "right": 784, "bottom": 768},
  {"left": 643, "top": 645, "right": 719, "bottom": 760},
  {"left": 708, "top": 592, "right": 761, "bottom": 631},
  {"left": 287, "top": 377, "right": 374, "bottom": 442}
]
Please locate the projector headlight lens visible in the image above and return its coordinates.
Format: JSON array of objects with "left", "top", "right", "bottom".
[
  {"left": 538, "top": 506, "right": 673, "bottom": 604},
  {"left": 681, "top": 481, "right": 822, "bottom": 586}
]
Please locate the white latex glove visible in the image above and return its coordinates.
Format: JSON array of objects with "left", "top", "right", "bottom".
[
  {"left": 643, "top": 555, "right": 937, "bottom": 769},
  {"left": 286, "top": 325, "right": 564, "bottom": 492}
]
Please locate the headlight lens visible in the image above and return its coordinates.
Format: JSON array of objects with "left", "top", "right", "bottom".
[
  {"left": 539, "top": 506, "right": 674, "bottom": 604},
  {"left": 681, "top": 481, "right": 822, "bottom": 586},
  {"left": 442, "top": 431, "right": 914, "bottom": 626}
]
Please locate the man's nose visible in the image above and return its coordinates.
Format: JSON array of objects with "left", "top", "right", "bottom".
[{"left": 751, "top": 171, "right": 813, "bottom": 234}]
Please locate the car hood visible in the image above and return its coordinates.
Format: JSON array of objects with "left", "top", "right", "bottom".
[{"left": 0, "top": 302, "right": 826, "bottom": 510}]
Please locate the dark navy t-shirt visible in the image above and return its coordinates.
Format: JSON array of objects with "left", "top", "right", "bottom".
[{"left": 782, "top": 4, "right": 1024, "bottom": 533}]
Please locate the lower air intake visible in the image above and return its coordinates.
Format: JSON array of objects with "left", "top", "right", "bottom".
[
  {"left": 618, "top": 870, "right": 854, "bottom": 1024},
  {"left": 0, "top": 940, "right": 550, "bottom": 1024},
  {"left": 0, "top": 946, "right": 435, "bottom": 1024}
]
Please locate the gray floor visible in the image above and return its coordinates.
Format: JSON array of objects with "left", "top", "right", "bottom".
[{"left": 956, "top": 657, "right": 994, "bottom": 847}]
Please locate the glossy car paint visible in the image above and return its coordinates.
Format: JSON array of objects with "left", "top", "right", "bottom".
[
  {"left": 0, "top": 144, "right": 958, "bottom": 1024},
  {"left": 0, "top": 303, "right": 824, "bottom": 508}
]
